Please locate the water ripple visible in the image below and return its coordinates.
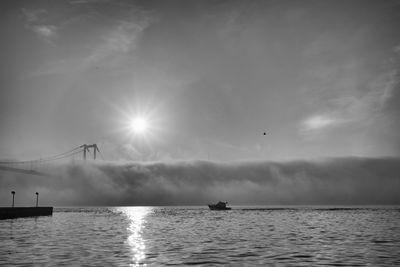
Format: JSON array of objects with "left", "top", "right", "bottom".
[{"left": 1, "top": 207, "right": 400, "bottom": 266}]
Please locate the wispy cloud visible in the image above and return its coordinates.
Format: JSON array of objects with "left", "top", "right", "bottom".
[
  {"left": 23, "top": 6, "right": 156, "bottom": 77},
  {"left": 21, "top": 8, "right": 47, "bottom": 22},
  {"left": 32, "top": 25, "right": 57, "bottom": 38},
  {"left": 21, "top": 8, "right": 58, "bottom": 41},
  {"left": 83, "top": 17, "right": 153, "bottom": 66},
  {"left": 394, "top": 45, "right": 400, "bottom": 54},
  {"left": 69, "top": 0, "right": 111, "bottom": 5},
  {"left": 300, "top": 41, "right": 400, "bottom": 140},
  {"left": 302, "top": 115, "right": 337, "bottom": 131}
]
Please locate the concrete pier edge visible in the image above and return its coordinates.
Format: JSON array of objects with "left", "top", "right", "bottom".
[{"left": 0, "top": 207, "right": 53, "bottom": 220}]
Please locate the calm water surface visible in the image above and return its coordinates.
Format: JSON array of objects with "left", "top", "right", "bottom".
[{"left": 1, "top": 206, "right": 400, "bottom": 266}]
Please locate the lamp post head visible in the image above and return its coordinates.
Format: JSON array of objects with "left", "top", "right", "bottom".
[
  {"left": 11, "top": 191, "right": 15, "bottom": 195},
  {"left": 36, "top": 192, "right": 39, "bottom": 195}
]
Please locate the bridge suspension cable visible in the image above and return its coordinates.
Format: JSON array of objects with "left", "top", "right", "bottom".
[
  {"left": 0, "top": 145, "right": 84, "bottom": 164},
  {"left": 0, "top": 144, "right": 101, "bottom": 168},
  {"left": 0, "top": 144, "right": 102, "bottom": 176}
]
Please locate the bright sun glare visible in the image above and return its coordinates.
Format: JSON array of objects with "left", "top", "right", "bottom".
[{"left": 130, "top": 117, "right": 149, "bottom": 134}]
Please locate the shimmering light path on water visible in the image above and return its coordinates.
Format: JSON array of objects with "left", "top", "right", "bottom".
[{"left": 1, "top": 207, "right": 400, "bottom": 266}]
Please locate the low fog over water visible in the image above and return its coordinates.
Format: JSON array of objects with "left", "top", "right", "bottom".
[{"left": 1, "top": 157, "right": 399, "bottom": 206}]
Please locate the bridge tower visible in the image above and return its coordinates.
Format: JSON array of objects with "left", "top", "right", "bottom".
[{"left": 81, "top": 144, "right": 100, "bottom": 160}]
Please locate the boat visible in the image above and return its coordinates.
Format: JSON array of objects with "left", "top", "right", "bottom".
[{"left": 208, "top": 201, "right": 231, "bottom": 210}]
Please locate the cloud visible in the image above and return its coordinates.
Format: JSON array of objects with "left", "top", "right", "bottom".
[
  {"left": 1, "top": 157, "right": 399, "bottom": 206},
  {"left": 21, "top": 8, "right": 47, "bottom": 23},
  {"left": 102, "top": 23, "right": 142, "bottom": 52},
  {"left": 69, "top": 0, "right": 111, "bottom": 4},
  {"left": 302, "top": 115, "right": 337, "bottom": 131},
  {"left": 299, "top": 114, "right": 347, "bottom": 140},
  {"left": 394, "top": 45, "right": 400, "bottom": 54},
  {"left": 21, "top": 8, "right": 58, "bottom": 40},
  {"left": 83, "top": 15, "right": 155, "bottom": 67},
  {"left": 32, "top": 25, "right": 57, "bottom": 38},
  {"left": 23, "top": 9, "right": 155, "bottom": 77},
  {"left": 299, "top": 42, "right": 400, "bottom": 144}
]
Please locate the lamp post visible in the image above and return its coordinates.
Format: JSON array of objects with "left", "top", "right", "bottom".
[
  {"left": 11, "top": 191, "right": 15, "bottom": 208},
  {"left": 35, "top": 192, "right": 39, "bottom": 207}
]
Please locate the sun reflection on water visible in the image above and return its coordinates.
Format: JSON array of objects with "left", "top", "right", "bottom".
[{"left": 117, "top": 207, "right": 152, "bottom": 266}]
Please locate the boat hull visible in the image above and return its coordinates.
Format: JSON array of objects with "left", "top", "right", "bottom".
[{"left": 208, "top": 205, "right": 231, "bottom": 210}]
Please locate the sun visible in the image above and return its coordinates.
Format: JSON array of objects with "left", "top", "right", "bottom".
[{"left": 130, "top": 117, "right": 149, "bottom": 134}]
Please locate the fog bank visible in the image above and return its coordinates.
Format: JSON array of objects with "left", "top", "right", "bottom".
[{"left": 1, "top": 157, "right": 399, "bottom": 206}]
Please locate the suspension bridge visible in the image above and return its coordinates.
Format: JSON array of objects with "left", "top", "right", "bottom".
[{"left": 0, "top": 144, "right": 103, "bottom": 176}]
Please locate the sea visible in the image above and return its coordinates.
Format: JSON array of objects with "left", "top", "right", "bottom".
[{"left": 1, "top": 206, "right": 400, "bottom": 266}]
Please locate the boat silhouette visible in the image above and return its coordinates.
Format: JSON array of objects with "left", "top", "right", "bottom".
[{"left": 208, "top": 201, "right": 231, "bottom": 210}]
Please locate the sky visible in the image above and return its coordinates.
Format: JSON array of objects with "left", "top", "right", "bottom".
[
  {"left": 0, "top": 0, "right": 400, "bottom": 205},
  {"left": 1, "top": 0, "right": 399, "bottom": 161}
]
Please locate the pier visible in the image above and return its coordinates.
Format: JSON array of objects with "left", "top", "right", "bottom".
[
  {"left": 0, "top": 207, "right": 53, "bottom": 220},
  {"left": 0, "top": 191, "right": 53, "bottom": 220},
  {"left": 0, "top": 145, "right": 103, "bottom": 220}
]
